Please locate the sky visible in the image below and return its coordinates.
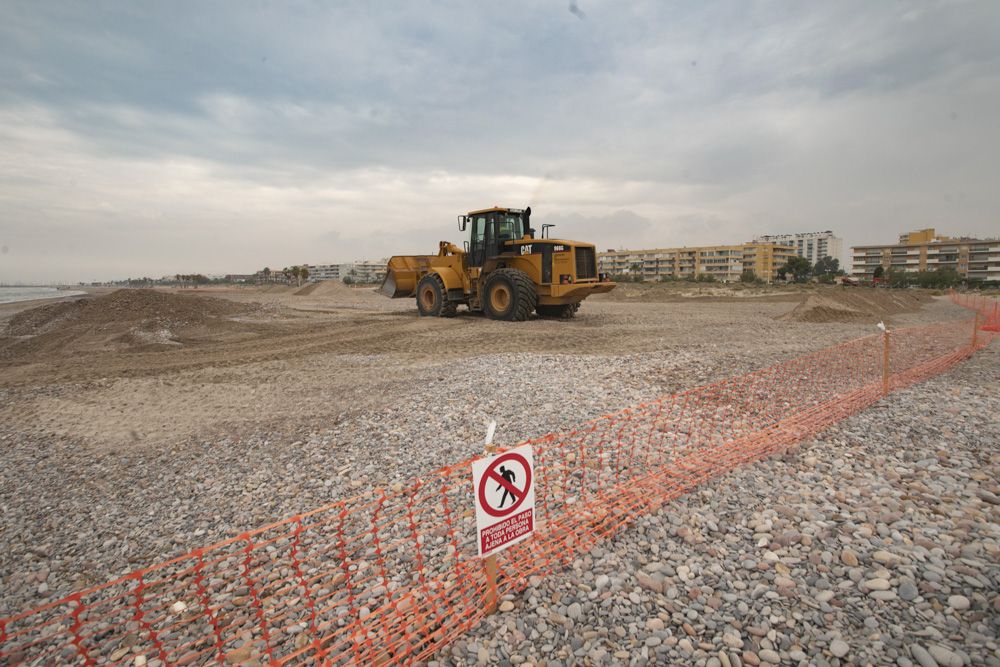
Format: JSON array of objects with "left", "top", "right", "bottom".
[{"left": 1, "top": 1, "right": 998, "bottom": 283}]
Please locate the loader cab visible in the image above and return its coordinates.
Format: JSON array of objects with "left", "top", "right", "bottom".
[{"left": 460, "top": 207, "right": 531, "bottom": 268}]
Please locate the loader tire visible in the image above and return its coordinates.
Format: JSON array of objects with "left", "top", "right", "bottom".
[
  {"left": 536, "top": 303, "right": 580, "bottom": 319},
  {"left": 416, "top": 273, "right": 456, "bottom": 317},
  {"left": 483, "top": 269, "right": 537, "bottom": 322}
]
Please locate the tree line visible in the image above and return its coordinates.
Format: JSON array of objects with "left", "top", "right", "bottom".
[
  {"left": 871, "top": 265, "right": 966, "bottom": 288},
  {"left": 257, "top": 266, "right": 310, "bottom": 286},
  {"left": 774, "top": 255, "right": 844, "bottom": 284}
]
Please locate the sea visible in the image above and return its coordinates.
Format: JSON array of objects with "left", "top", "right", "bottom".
[{"left": 0, "top": 286, "right": 86, "bottom": 305}]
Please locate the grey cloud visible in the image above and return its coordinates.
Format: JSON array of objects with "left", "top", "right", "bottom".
[{"left": 1, "top": 1, "right": 999, "bottom": 282}]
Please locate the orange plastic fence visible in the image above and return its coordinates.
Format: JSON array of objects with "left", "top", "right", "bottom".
[
  {"left": 951, "top": 290, "right": 1000, "bottom": 331},
  {"left": 1, "top": 310, "right": 994, "bottom": 666}
]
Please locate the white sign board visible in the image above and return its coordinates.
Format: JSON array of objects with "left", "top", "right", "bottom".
[{"left": 471, "top": 443, "right": 535, "bottom": 558}]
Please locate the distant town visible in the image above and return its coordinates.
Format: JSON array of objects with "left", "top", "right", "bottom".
[{"left": 70, "top": 226, "right": 999, "bottom": 289}]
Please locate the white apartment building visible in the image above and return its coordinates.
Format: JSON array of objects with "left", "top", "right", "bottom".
[
  {"left": 343, "top": 260, "right": 387, "bottom": 283},
  {"left": 306, "top": 264, "right": 343, "bottom": 282},
  {"left": 753, "top": 231, "right": 844, "bottom": 266},
  {"left": 307, "top": 260, "right": 388, "bottom": 283}
]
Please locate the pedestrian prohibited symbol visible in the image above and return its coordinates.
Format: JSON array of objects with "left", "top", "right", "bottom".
[{"left": 472, "top": 443, "right": 535, "bottom": 557}]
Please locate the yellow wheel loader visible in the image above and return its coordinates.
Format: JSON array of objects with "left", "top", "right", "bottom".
[{"left": 380, "top": 206, "right": 616, "bottom": 321}]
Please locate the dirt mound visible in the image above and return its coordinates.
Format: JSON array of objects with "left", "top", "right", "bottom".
[
  {"left": 2, "top": 289, "right": 261, "bottom": 358},
  {"left": 294, "top": 280, "right": 358, "bottom": 297},
  {"left": 780, "top": 289, "right": 931, "bottom": 323}
]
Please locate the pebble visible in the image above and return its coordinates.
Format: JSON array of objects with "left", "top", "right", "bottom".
[
  {"left": 910, "top": 645, "right": 938, "bottom": 667},
  {"left": 927, "top": 645, "right": 962, "bottom": 667},
  {"left": 898, "top": 581, "right": 919, "bottom": 601},
  {"left": 871, "top": 590, "right": 898, "bottom": 602},
  {"left": 865, "top": 577, "right": 891, "bottom": 591},
  {"left": 830, "top": 639, "right": 850, "bottom": 658},
  {"left": 946, "top": 595, "right": 970, "bottom": 611},
  {"left": 841, "top": 549, "right": 860, "bottom": 567},
  {"left": 758, "top": 648, "right": 780, "bottom": 664},
  {"left": 873, "top": 550, "right": 897, "bottom": 565}
]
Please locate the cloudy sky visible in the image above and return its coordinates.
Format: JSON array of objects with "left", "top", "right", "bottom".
[{"left": 1, "top": 1, "right": 998, "bottom": 282}]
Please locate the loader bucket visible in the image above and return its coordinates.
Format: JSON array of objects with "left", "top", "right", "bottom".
[{"left": 380, "top": 256, "right": 422, "bottom": 298}]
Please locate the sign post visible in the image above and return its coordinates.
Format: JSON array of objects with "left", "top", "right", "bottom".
[
  {"left": 472, "top": 442, "right": 536, "bottom": 612},
  {"left": 881, "top": 330, "right": 891, "bottom": 396},
  {"left": 482, "top": 433, "right": 499, "bottom": 614}
]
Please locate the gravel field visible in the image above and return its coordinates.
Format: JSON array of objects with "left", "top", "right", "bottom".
[{"left": 0, "top": 287, "right": 994, "bottom": 666}]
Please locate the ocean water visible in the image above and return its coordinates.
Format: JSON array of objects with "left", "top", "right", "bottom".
[{"left": 0, "top": 286, "right": 86, "bottom": 305}]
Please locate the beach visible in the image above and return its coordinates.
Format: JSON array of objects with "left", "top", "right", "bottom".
[{"left": 0, "top": 283, "right": 996, "bottom": 665}]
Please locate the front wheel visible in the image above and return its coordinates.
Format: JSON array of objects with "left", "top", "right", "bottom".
[
  {"left": 416, "top": 274, "right": 457, "bottom": 317},
  {"left": 482, "top": 269, "right": 537, "bottom": 321}
]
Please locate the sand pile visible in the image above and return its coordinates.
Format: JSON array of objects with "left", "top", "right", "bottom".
[
  {"left": 780, "top": 289, "right": 931, "bottom": 323},
  {"left": 2, "top": 289, "right": 259, "bottom": 357},
  {"left": 293, "top": 280, "right": 358, "bottom": 297}
]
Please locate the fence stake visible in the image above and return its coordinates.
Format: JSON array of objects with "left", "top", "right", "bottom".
[
  {"left": 882, "top": 331, "right": 890, "bottom": 396},
  {"left": 971, "top": 311, "right": 979, "bottom": 349},
  {"left": 483, "top": 554, "right": 499, "bottom": 614},
  {"left": 482, "top": 437, "right": 499, "bottom": 615}
]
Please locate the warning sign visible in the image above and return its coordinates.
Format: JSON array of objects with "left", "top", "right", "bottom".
[{"left": 471, "top": 444, "right": 535, "bottom": 557}]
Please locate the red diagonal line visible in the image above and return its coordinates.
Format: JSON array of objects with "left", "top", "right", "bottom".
[{"left": 486, "top": 469, "right": 523, "bottom": 500}]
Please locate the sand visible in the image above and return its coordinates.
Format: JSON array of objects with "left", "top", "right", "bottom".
[
  {"left": 779, "top": 288, "right": 932, "bottom": 323},
  {"left": 0, "top": 284, "right": 967, "bottom": 453},
  {"left": 0, "top": 282, "right": 983, "bottom": 628}
]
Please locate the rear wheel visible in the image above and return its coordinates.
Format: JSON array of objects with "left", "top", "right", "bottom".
[
  {"left": 536, "top": 303, "right": 580, "bottom": 319},
  {"left": 416, "top": 273, "right": 457, "bottom": 317},
  {"left": 483, "top": 269, "right": 537, "bottom": 321}
]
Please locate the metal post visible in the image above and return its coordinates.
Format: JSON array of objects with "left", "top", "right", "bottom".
[
  {"left": 972, "top": 311, "right": 979, "bottom": 349},
  {"left": 882, "top": 331, "right": 891, "bottom": 396}
]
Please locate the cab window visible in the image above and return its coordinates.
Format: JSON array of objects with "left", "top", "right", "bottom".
[{"left": 497, "top": 214, "right": 524, "bottom": 243}]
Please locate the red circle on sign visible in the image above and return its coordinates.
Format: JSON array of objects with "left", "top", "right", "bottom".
[{"left": 478, "top": 452, "right": 532, "bottom": 518}]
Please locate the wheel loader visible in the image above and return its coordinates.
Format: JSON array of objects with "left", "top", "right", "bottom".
[{"left": 380, "top": 206, "right": 616, "bottom": 320}]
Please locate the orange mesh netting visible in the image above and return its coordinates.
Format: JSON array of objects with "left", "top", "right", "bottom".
[
  {"left": 952, "top": 290, "right": 1000, "bottom": 331},
  {"left": 1, "top": 305, "right": 994, "bottom": 666}
]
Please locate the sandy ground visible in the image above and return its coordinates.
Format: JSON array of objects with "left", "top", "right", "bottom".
[
  {"left": 0, "top": 284, "right": 964, "bottom": 453},
  {"left": 0, "top": 283, "right": 986, "bottom": 621}
]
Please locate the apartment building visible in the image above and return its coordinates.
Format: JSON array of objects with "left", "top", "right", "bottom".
[
  {"left": 223, "top": 274, "right": 254, "bottom": 283},
  {"left": 753, "top": 231, "right": 844, "bottom": 266},
  {"left": 598, "top": 243, "right": 795, "bottom": 283},
  {"left": 744, "top": 243, "right": 797, "bottom": 282},
  {"left": 851, "top": 228, "right": 1000, "bottom": 282},
  {"left": 343, "top": 260, "right": 387, "bottom": 283},
  {"left": 306, "top": 264, "right": 343, "bottom": 282},
  {"left": 304, "top": 260, "right": 389, "bottom": 283}
]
